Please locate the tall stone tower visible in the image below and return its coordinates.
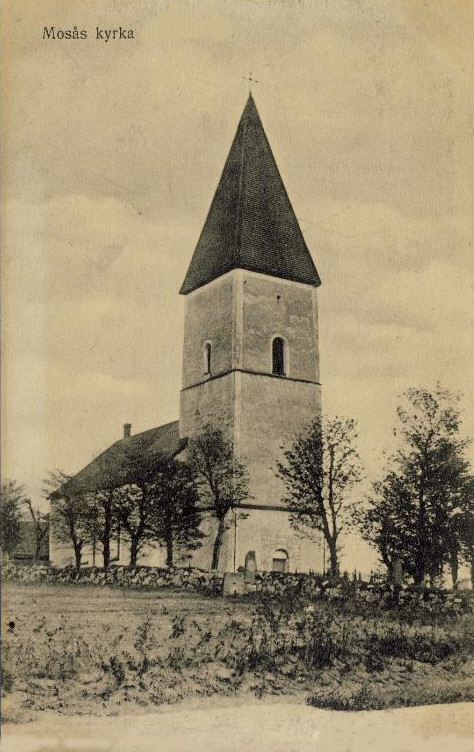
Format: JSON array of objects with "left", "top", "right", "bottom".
[{"left": 179, "top": 94, "right": 323, "bottom": 573}]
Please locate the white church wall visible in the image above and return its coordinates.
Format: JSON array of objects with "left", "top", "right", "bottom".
[{"left": 229, "top": 508, "right": 324, "bottom": 574}]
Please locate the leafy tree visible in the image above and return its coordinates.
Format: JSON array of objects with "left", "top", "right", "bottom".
[
  {"left": 188, "top": 424, "right": 250, "bottom": 570},
  {"left": 49, "top": 478, "right": 117, "bottom": 571},
  {"left": 359, "top": 385, "right": 471, "bottom": 585},
  {"left": 86, "top": 489, "right": 115, "bottom": 570},
  {"left": 45, "top": 470, "right": 89, "bottom": 571},
  {"left": 0, "top": 480, "right": 25, "bottom": 557},
  {"left": 438, "top": 453, "right": 473, "bottom": 587},
  {"left": 456, "top": 477, "right": 474, "bottom": 588},
  {"left": 23, "top": 499, "right": 49, "bottom": 562},
  {"left": 277, "top": 416, "right": 362, "bottom": 578},
  {"left": 356, "top": 471, "right": 404, "bottom": 574},
  {"left": 112, "top": 484, "right": 144, "bottom": 567},
  {"left": 113, "top": 454, "right": 202, "bottom": 568},
  {"left": 146, "top": 457, "right": 202, "bottom": 567}
]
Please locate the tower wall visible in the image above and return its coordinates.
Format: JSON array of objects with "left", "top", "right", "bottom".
[
  {"left": 180, "top": 372, "right": 236, "bottom": 441},
  {"left": 236, "top": 271, "right": 321, "bottom": 509},
  {"left": 180, "top": 269, "right": 321, "bottom": 437},
  {"left": 179, "top": 273, "right": 236, "bottom": 441},
  {"left": 238, "top": 372, "right": 321, "bottom": 507},
  {"left": 240, "top": 272, "right": 320, "bottom": 382},
  {"left": 179, "top": 269, "right": 323, "bottom": 573},
  {"left": 181, "top": 273, "right": 234, "bottom": 394}
]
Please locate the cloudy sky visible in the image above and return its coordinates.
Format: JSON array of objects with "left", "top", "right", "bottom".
[{"left": 2, "top": 0, "right": 473, "bottom": 565}]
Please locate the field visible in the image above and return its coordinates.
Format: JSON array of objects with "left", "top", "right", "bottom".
[{"left": 2, "top": 581, "right": 474, "bottom": 723}]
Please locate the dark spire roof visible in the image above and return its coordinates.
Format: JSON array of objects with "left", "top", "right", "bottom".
[{"left": 180, "top": 94, "right": 321, "bottom": 295}]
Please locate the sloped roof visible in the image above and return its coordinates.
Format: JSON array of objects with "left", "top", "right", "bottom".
[
  {"left": 54, "top": 421, "right": 186, "bottom": 497},
  {"left": 180, "top": 94, "right": 321, "bottom": 295}
]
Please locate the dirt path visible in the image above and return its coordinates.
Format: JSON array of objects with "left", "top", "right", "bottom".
[{"left": 1, "top": 700, "right": 474, "bottom": 752}]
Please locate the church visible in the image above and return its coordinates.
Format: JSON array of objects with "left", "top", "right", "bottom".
[{"left": 51, "top": 94, "right": 324, "bottom": 574}]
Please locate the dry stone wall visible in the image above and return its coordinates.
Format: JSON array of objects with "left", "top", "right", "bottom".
[{"left": 2, "top": 563, "right": 473, "bottom": 614}]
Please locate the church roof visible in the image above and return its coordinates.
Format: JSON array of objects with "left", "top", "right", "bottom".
[
  {"left": 54, "top": 421, "right": 186, "bottom": 497},
  {"left": 180, "top": 94, "right": 321, "bottom": 295}
]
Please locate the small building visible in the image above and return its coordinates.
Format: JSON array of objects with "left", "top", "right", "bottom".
[{"left": 51, "top": 95, "right": 324, "bottom": 573}]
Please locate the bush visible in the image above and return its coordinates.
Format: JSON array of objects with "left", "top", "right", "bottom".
[
  {"left": 308, "top": 679, "right": 474, "bottom": 711},
  {"left": 371, "top": 625, "right": 465, "bottom": 663},
  {"left": 2, "top": 576, "right": 473, "bottom": 714},
  {"left": 1, "top": 663, "right": 14, "bottom": 693}
]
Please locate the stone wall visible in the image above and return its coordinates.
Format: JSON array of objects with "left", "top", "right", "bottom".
[
  {"left": 254, "top": 571, "right": 474, "bottom": 614},
  {"left": 3, "top": 563, "right": 472, "bottom": 614},
  {"left": 1, "top": 562, "right": 224, "bottom": 596}
]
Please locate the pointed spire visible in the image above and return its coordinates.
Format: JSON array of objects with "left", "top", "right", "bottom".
[{"left": 180, "top": 95, "right": 321, "bottom": 295}]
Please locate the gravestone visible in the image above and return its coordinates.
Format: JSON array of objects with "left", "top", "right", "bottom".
[
  {"left": 391, "top": 558, "right": 403, "bottom": 586},
  {"left": 244, "top": 551, "right": 257, "bottom": 586},
  {"left": 223, "top": 572, "right": 245, "bottom": 596}
]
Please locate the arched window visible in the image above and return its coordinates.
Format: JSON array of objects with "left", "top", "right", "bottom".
[
  {"left": 204, "top": 342, "right": 212, "bottom": 374},
  {"left": 272, "top": 337, "right": 285, "bottom": 376},
  {"left": 272, "top": 549, "right": 289, "bottom": 573}
]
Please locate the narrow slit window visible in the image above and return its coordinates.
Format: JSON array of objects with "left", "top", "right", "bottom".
[
  {"left": 272, "top": 337, "right": 285, "bottom": 376},
  {"left": 204, "top": 342, "right": 212, "bottom": 374}
]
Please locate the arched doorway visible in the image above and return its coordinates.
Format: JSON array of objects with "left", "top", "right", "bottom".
[{"left": 272, "top": 548, "right": 289, "bottom": 573}]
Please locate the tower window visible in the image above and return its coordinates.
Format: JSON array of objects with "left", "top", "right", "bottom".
[
  {"left": 272, "top": 337, "right": 285, "bottom": 376},
  {"left": 204, "top": 342, "right": 212, "bottom": 374}
]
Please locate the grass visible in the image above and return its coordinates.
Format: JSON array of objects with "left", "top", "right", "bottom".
[{"left": 1, "top": 581, "right": 473, "bottom": 720}]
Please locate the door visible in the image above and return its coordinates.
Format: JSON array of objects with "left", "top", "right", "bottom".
[{"left": 272, "top": 549, "right": 289, "bottom": 573}]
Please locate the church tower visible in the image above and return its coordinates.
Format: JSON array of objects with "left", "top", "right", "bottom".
[{"left": 179, "top": 94, "right": 323, "bottom": 573}]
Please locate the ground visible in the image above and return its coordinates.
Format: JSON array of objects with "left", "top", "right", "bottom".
[
  {"left": 2, "top": 581, "right": 474, "bottom": 742},
  {"left": 2, "top": 701, "right": 474, "bottom": 752}
]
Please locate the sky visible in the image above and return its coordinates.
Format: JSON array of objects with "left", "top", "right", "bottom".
[{"left": 2, "top": 0, "right": 473, "bottom": 569}]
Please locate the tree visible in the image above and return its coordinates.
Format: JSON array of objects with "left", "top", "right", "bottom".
[
  {"left": 188, "top": 424, "right": 250, "bottom": 570},
  {"left": 45, "top": 470, "right": 89, "bottom": 571},
  {"left": 112, "top": 484, "right": 143, "bottom": 568},
  {"left": 356, "top": 471, "right": 406, "bottom": 574},
  {"left": 456, "top": 477, "right": 474, "bottom": 588},
  {"left": 359, "top": 385, "right": 472, "bottom": 585},
  {"left": 0, "top": 480, "right": 25, "bottom": 557},
  {"left": 277, "top": 416, "right": 362, "bottom": 578},
  {"left": 86, "top": 489, "right": 115, "bottom": 570},
  {"left": 437, "top": 448, "right": 473, "bottom": 587},
  {"left": 146, "top": 457, "right": 202, "bottom": 568},
  {"left": 113, "top": 454, "right": 202, "bottom": 568},
  {"left": 23, "top": 499, "right": 49, "bottom": 562}
]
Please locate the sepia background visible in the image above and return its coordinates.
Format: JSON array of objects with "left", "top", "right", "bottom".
[{"left": 2, "top": 0, "right": 473, "bottom": 573}]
